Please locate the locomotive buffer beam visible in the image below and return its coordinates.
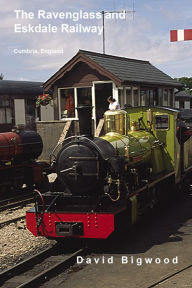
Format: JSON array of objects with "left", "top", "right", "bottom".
[{"left": 55, "top": 222, "right": 83, "bottom": 236}]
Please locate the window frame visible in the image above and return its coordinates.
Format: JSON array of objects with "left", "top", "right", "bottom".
[
  {"left": 0, "top": 98, "right": 12, "bottom": 124},
  {"left": 58, "top": 86, "right": 93, "bottom": 121},
  {"left": 154, "top": 113, "right": 170, "bottom": 131}
]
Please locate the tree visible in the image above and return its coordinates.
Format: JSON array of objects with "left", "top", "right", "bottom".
[{"left": 0, "top": 73, "right": 3, "bottom": 80}]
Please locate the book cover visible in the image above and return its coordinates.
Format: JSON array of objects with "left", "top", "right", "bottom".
[{"left": 0, "top": 1, "right": 192, "bottom": 287}]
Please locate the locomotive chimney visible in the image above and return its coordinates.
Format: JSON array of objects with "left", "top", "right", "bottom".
[{"left": 76, "top": 105, "right": 93, "bottom": 138}]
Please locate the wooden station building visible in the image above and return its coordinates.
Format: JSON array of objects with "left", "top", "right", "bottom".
[{"left": 44, "top": 49, "right": 182, "bottom": 128}]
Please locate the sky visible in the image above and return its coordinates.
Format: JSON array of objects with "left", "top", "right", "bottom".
[{"left": 0, "top": 0, "right": 192, "bottom": 82}]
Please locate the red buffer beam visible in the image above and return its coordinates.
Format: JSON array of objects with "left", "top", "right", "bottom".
[{"left": 170, "top": 29, "right": 192, "bottom": 42}]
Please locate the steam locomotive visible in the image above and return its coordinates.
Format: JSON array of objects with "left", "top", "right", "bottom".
[
  {"left": 0, "top": 130, "right": 45, "bottom": 196},
  {"left": 26, "top": 105, "right": 192, "bottom": 239}
]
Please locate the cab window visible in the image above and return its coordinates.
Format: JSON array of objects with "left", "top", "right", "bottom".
[{"left": 155, "top": 115, "right": 169, "bottom": 130}]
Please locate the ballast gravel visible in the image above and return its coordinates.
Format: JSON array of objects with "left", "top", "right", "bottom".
[
  {"left": 0, "top": 202, "right": 57, "bottom": 272},
  {"left": 0, "top": 222, "right": 56, "bottom": 271},
  {"left": 0, "top": 175, "right": 57, "bottom": 271},
  {"left": 0, "top": 205, "right": 56, "bottom": 271},
  {"left": 0, "top": 204, "right": 33, "bottom": 223}
]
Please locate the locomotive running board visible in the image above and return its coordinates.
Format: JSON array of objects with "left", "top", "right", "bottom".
[{"left": 129, "top": 171, "right": 175, "bottom": 197}]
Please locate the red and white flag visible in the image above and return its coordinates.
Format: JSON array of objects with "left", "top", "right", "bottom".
[{"left": 170, "top": 29, "right": 192, "bottom": 42}]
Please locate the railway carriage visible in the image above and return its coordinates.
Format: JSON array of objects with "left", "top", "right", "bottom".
[{"left": 26, "top": 106, "right": 192, "bottom": 239}]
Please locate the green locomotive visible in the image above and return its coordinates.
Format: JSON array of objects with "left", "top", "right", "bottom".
[
  {"left": 26, "top": 106, "right": 192, "bottom": 239},
  {"left": 102, "top": 107, "right": 192, "bottom": 222}
]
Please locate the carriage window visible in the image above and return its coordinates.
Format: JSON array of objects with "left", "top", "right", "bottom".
[{"left": 155, "top": 115, "right": 169, "bottom": 130}]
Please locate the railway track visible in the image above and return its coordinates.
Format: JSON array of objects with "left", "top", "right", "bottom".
[
  {"left": 0, "top": 215, "right": 26, "bottom": 228},
  {"left": 146, "top": 263, "right": 192, "bottom": 288},
  {"left": 0, "top": 195, "right": 34, "bottom": 211},
  {"left": 0, "top": 244, "right": 87, "bottom": 288}
]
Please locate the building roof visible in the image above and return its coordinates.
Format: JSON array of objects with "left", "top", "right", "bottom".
[
  {"left": 44, "top": 50, "right": 182, "bottom": 90},
  {"left": 175, "top": 90, "right": 192, "bottom": 100},
  {"left": 0, "top": 80, "right": 43, "bottom": 95},
  {"left": 80, "top": 50, "right": 182, "bottom": 87}
]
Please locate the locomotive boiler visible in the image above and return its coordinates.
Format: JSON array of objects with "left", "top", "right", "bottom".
[
  {"left": 0, "top": 130, "right": 44, "bottom": 195},
  {"left": 26, "top": 105, "right": 192, "bottom": 239}
]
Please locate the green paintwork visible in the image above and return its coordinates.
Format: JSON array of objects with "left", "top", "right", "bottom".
[
  {"left": 102, "top": 107, "right": 183, "bottom": 179},
  {"left": 124, "top": 107, "right": 179, "bottom": 177}
]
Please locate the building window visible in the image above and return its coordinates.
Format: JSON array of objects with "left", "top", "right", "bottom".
[
  {"left": 169, "top": 89, "right": 173, "bottom": 107},
  {"left": 179, "top": 101, "right": 184, "bottom": 109},
  {"left": 25, "top": 98, "right": 36, "bottom": 124},
  {"left": 184, "top": 101, "right": 190, "bottom": 109},
  {"left": 0, "top": 99, "right": 9, "bottom": 107},
  {"left": 0, "top": 98, "right": 12, "bottom": 124},
  {"left": 118, "top": 88, "right": 124, "bottom": 107},
  {"left": 153, "top": 89, "right": 158, "bottom": 106},
  {"left": 149, "top": 90, "right": 154, "bottom": 105},
  {"left": 59, "top": 87, "right": 92, "bottom": 119},
  {"left": 163, "top": 89, "right": 168, "bottom": 106},
  {"left": 158, "top": 88, "right": 163, "bottom": 106},
  {"left": 77, "top": 87, "right": 92, "bottom": 106},
  {"left": 0, "top": 108, "right": 12, "bottom": 124},
  {"left": 141, "top": 89, "right": 147, "bottom": 106},
  {"left": 141, "top": 88, "right": 151, "bottom": 106},
  {"left": 140, "top": 88, "right": 158, "bottom": 106},
  {"left": 60, "top": 88, "right": 75, "bottom": 118},
  {"left": 125, "top": 87, "right": 132, "bottom": 107},
  {"left": 133, "top": 87, "right": 139, "bottom": 106},
  {"left": 175, "top": 101, "right": 179, "bottom": 109}
]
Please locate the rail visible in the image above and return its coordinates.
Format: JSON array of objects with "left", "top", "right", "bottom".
[
  {"left": 146, "top": 263, "right": 192, "bottom": 287},
  {"left": 0, "top": 196, "right": 33, "bottom": 211},
  {"left": 0, "top": 244, "right": 88, "bottom": 288},
  {"left": 0, "top": 215, "right": 26, "bottom": 228}
]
